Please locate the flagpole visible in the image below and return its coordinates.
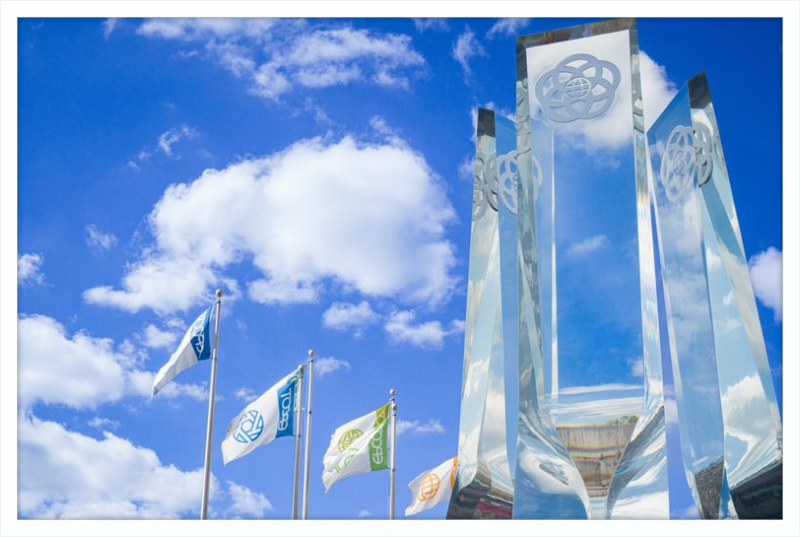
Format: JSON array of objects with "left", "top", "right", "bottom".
[
  {"left": 389, "top": 388, "right": 397, "bottom": 520},
  {"left": 291, "top": 364, "right": 305, "bottom": 519},
  {"left": 301, "top": 349, "right": 315, "bottom": 520},
  {"left": 200, "top": 289, "right": 223, "bottom": 520}
]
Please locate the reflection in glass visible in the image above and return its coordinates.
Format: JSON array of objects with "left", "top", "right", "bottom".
[
  {"left": 515, "top": 18, "right": 668, "bottom": 519},
  {"left": 649, "top": 73, "right": 783, "bottom": 519},
  {"left": 447, "top": 108, "right": 516, "bottom": 519}
]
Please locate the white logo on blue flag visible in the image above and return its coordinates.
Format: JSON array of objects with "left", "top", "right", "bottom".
[{"left": 276, "top": 382, "right": 295, "bottom": 438}]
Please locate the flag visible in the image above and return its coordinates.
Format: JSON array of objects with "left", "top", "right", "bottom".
[
  {"left": 221, "top": 367, "right": 302, "bottom": 465},
  {"left": 151, "top": 305, "right": 214, "bottom": 397},
  {"left": 322, "top": 403, "right": 390, "bottom": 492},
  {"left": 405, "top": 456, "right": 458, "bottom": 516}
]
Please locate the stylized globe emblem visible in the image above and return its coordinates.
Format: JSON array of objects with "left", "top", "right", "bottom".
[
  {"left": 535, "top": 53, "right": 621, "bottom": 123},
  {"left": 496, "top": 151, "right": 518, "bottom": 215},
  {"left": 418, "top": 473, "right": 441, "bottom": 501},
  {"left": 660, "top": 125, "right": 696, "bottom": 202},
  {"left": 337, "top": 429, "right": 363, "bottom": 452},
  {"left": 564, "top": 76, "right": 591, "bottom": 99},
  {"left": 472, "top": 154, "right": 499, "bottom": 221},
  {"left": 233, "top": 410, "right": 264, "bottom": 444}
]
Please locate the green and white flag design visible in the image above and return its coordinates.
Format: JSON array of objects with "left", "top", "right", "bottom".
[{"left": 321, "top": 403, "right": 390, "bottom": 492}]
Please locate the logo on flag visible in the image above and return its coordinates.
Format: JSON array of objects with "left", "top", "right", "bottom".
[
  {"left": 151, "top": 305, "right": 214, "bottom": 397},
  {"left": 405, "top": 456, "right": 458, "bottom": 516},
  {"left": 233, "top": 410, "right": 265, "bottom": 444},
  {"left": 277, "top": 389, "right": 293, "bottom": 433},
  {"left": 337, "top": 429, "right": 364, "bottom": 452},
  {"left": 418, "top": 473, "right": 441, "bottom": 501}
]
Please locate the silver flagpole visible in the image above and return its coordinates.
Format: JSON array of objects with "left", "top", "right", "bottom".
[
  {"left": 291, "top": 364, "right": 305, "bottom": 520},
  {"left": 389, "top": 388, "right": 397, "bottom": 520},
  {"left": 301, "top": 349, "right": 315, "bottom": 519},
  {"left": 200, "top": 289, "right": 223, "bottom": 520}
]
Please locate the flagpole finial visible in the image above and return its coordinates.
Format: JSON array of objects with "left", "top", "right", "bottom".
[
  {"left": 308, "top": 349, "right": 315, "bottom": 359},
  {"left": 216, "top": 289, "right": 223, "bottom": 298},
  {"left": 389, "top": 388, "right": 396, "bottom": 397}
]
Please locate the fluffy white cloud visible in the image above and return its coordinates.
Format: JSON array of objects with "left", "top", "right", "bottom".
[
  {"left": 85, "top": 224, "right": 117, "bottom": 253},
  {"left": 18, "top": 253, "right": 45, "bottom": 285},
  {"left": 139, "top": 323, "right": 180, "bottom": 350},
  {"left": 486, "top": 18, "right": 531, "bottom": 39},
  {"left": 748, "top": 247, "right": 782, "bottom": 322},
  {"left": 87, "top": 416, "right": 120, "bottom": 431},
  {"left": 322, "top": 301, "right": 380, "bottom": 336},
  {"left": 233, "top": 386, "right": 256, "bottom": 402},
  {"left": 86, "top": 135, "right": 457, "bottom": 314},
  {"left": 452, "top": 26, "right": 486, "bottom": 82},
  {"left": 640, "top": 51, "right": 678, "bottom": 130},
  {"left": 18, "top": 314, "right": 204, "bottom": 409},
  {"left": 226, "top": 481, "right": 273, "bottom": 518},
  {"left": 384, "top": 310, "right": 462, "bottom": 349},
  {"left": 136, "top": 20, "right": 425, "bottom": 101},
  {"left": 18, "top": 414, "right": 268, "bottom": 519},
  {"left": 102, "top": 18, "right": 119, "bottom": 39},
  {"left": 396, "top": 418, "right": 446, "bottom": 436},
  {"left": 566, "top": 234, "right": 609, "bottom": 257},
  {"left": 314, "top": 356, "right": 352, "bottom": 378}
]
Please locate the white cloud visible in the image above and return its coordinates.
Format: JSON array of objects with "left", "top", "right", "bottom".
[
  {"left": 140, "top": 324, "right": 180, "bottom": 350},
  {"left": 358, "top": 509, "right": 372, "bottom": 517},
  {"left": 458, "top": 154, "right": 475, "bottom": 181},
  {"left": 86, "top": 135, "right": 457, "bottom": 315},
  {"left": 158, "top": 125, "right": 198, "bottom": 157},
  {"left": 486, "top": 18, "right": 531, "bottom": 39},
  {"left": 566, "top": 234, "right": 609, "bottom": 257},
  {"left": 640, "top": 51, "right": 678, "bottom": 130},
  {"left": 384, "top": 310, "right": 461, "bottom": 349},
  {"left": 322, "top": 301, "right": 380, "bottom": 336},
  {"left": 87, "top": 416, "right": 120, "bottom": 431},
  {"left": 103, "top": 18, "right": 119, "bottom": 39},
  {"left": 748, "top": 247, "right": 782, "bottom": 322},
  {"left": 18, "top": 253, "right": 45, "bottom": 286},
  {"left": 314, "top": 356, "right": 352, "bottom": 378},
  {"left": 226, "top": 481, "right": 273, "bottom": 518},
  {"left": 85, "top": 224, "right": 117, "bottom": 253},
  {"left": 452, "top": 26, "right": 486, "bottom": 82},
  {"left": 137, "top": 20, "right": 425, "bottom": 102},
  {"left": 628, "top": 356, "right": 644, "bottom": 377},
  {"left": 18, "top": 414, "right": 263, "bottom": 519},
  {"left": 413, "top": 19, "right": 448, "bottom": 33},
  {"left": 233, "top": 386, "right": 256, "bottom": 402},
  {"left": 396, "top": 418, "right": 445, "bottom": 436},
  {"left": 18, "top": 314, "right": 204, "bottom": 410}
]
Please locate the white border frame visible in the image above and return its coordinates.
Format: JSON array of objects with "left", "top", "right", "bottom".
[{"left": 1, "top": 2, "right": 797, "bottom": 536}]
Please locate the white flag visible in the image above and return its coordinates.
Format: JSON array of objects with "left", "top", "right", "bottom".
[
  {"left": 221, "top": 367, "right": 302, "bottom": 465},
  {"left": 405, "top": 456, "right": 458, "bottom": 516},
  {"left": 321, "top": 403, "right": 390, "bottom": 492},
  {"left": 151, "top": 306, "right": 214, "bottom": 397}
]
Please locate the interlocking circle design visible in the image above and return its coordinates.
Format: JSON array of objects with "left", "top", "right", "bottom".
[
  {"left": 418, "top": 473, "right": 441, "bottom": 501},
  {"left": 693, "top": 122, "right": 714, "bottom": 186},
  {"left": 497, "top": 151, "right": 518, "bottom": 214},
  {"left": 233, "top": 410, "right": 264, "bottom": 444},
  {"left": 660, "top": 123, "right": 718, "bottom": 202},
  {"left": 337, "top": 429, "right": 363, "bottom": 452},
  {"left": 472, "top": 154, "right": 498, "bottom": 221},
  {"left": 530, "top": 152, "right": 543, "bottom": 203},
  {"left": 535, "top": 53, "right": 621, "bottom": 123}
]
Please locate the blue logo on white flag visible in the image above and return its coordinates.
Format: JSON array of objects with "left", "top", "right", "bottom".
[
  {"left": 276, "top": 380, "right": 296, "bottom": 438},
  {"left": 233, "top": 410, "right": 264, "bottom": 443},
  {"left": 190, "top": 307, "right": 213, "bottom": 361}
]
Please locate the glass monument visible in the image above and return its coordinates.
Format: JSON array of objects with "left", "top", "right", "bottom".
[{"left": 648, "top": 72, "right": 783, "bottom": 519}]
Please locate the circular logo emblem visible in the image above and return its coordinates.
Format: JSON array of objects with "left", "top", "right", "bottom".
[
  {"left": 660, "top": 123, "right": 717, "bottom": 202},
  {"left": 418, "top": 473, "right": 441, "bottom": 501},
  {"left": 472, "top": 154, "right": 498, "bottom": 221},
  {"left": 337, "top": 429, "right": 363, "bottom": 452},
  {"left": 496, "top": 151, "right": 518, "bottom": 215},
  {"left": 535, "top": 53, "right": 621, "bottom": 123},
  {"left": 233, "top": 410, "right": 264, "bottom": 444}
]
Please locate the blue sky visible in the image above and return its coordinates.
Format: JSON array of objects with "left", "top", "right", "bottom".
[{"left": 16, "top": 17, "right": 782, "bottom": 520}]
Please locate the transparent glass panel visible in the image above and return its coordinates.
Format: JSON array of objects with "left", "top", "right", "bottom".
[
  {"left": 649, "top": 73, "right": 782, "bottom": 519},
  {"left": 515, "top": 18, "right": 668, "bottom": 519}
]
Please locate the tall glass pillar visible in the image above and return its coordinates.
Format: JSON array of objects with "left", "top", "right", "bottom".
[
  {"left": 648, "top": 72, "right": 783, "bottom": 519},
  {"left": 515, "top": 18, "right": 669, "bottom": 519}
]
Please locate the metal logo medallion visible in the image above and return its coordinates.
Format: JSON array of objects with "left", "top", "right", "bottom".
[
  {"left": 497, "top": 151, "right": 518, "bottom": 215},
  {"left": 535, "top": 53, "right": 621, "bottom": 123},
  {"left": 472, "top": 154, "right": 498, "bottom": 221},
  {"left": 233, "top": 409, "right": 264, "bottom": 444},
  {"left": 660, "top": 123, "right": 716, "bottom": 202}
]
